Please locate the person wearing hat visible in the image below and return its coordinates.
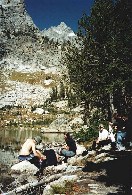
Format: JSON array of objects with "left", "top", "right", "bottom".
[{"left": 18, "top": 136, "right": 46, "bottom": 168}]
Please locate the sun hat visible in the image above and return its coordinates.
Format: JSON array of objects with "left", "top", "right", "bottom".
[{"left": 34, "top": 136, "right": 42, "bottom": 144}]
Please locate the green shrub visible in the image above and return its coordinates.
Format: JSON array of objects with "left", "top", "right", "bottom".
[
  {"left": 73, "top": 110, "right": 108, "bottom": 142},
  {"left": 52, "top": 185, "right": 65, "bottom": 194},
  {"left": 52, "top": 181, "right": 76, "bottom": 194},
  {"left": 73, "top": 126, "right": 98, "bottom": 142},
  {"left": 32, "top": 118, "right": 53, "bottom": 126},
  {"left": 47, "top": 105, "right": 58, "bottom": 114}
]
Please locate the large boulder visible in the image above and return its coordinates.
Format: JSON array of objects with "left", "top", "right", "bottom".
[
  {"left": 33, "top": 108, "right": 44, "bottom": 114},
  {"left": 76, "top": 143, "right": 86, "bottom": 155},
  {"left": 11, "top": 161, "right": 38, "bottom": 174},
  {"left": 69, "top": 115, "right": 84, "bottom": 128},
  {"left": 51, "top": 100, "right": 68, "bottom": 110}
]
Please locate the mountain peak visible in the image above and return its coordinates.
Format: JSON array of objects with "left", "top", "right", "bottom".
[
  {"left": 58, "top": 22, "right": 68, "bottom": 29},
  {"left": 41, "top": 22, "right": 76, "bottom": 43}
]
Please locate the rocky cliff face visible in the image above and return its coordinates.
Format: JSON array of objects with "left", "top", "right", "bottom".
[
  {"left": 0, "top": 0, "right": 38, "bottom": 40},
  {"left": 0, "top": 0, "right": 71, "bottom": 108}
]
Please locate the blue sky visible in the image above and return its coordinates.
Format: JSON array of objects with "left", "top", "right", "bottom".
[{"left": 24, "top": 0, "right": 94, "bottom": 32}]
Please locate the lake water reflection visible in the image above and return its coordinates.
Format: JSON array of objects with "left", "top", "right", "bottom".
[{"left": 0, "top": 127, "right": 64, "bottom": 150}]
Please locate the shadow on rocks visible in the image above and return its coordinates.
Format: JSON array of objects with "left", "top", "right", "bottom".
[{"left": 82, "top": 151, "right": 132, "bottom": 195}]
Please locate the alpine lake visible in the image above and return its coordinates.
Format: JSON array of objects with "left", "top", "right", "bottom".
[{"left": 0, "top": 126, "right": 64, "bottom": 166}]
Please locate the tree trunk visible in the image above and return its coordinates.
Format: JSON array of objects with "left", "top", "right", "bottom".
[{"left": 108, "top": 93, "right": 115, "bottom": 120}]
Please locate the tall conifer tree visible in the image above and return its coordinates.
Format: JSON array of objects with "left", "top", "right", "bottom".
[{"left": 64, "top": 0, "right": 132, "bottom": 121}]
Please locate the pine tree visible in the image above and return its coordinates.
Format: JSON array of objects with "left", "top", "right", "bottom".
[{"left": 64, "top": 0, "right": 132, "bottom": 121}]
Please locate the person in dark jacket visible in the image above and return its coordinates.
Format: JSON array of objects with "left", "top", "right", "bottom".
[{"left": 58, "top": 132, "right": 77, "bottom": 162}]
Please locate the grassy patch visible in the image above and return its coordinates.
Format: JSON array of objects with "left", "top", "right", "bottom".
[
  {"left": 52, "top": 181, "right": 80, "bottom": 195},
  {"left": 9, "top": 71, "right": 61, "bottom": 87}
]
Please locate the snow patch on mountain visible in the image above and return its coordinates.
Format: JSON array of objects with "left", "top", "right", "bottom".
[{"left": 41, "top": 22, "right": 76, "bottom": 42}]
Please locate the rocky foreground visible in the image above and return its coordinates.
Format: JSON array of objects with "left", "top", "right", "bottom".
[{"left": 0, "top": 144, "right": 131, "bottom": 195}]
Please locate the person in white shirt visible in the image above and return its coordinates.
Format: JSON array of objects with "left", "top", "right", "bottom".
[
  {"left": 97, "top": 124, "right": 109, "bottom": 143},
  {"left": 92, "top": 124, "right": 110, "bottom": 150}
]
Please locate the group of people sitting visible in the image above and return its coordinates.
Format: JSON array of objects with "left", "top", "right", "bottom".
[
  {"left": 92, "top": 113, "right": 129, "bottom": 151},
  {"left": 18, "top": 113, "right": 129, "bottom": 174},
  {"left": 18, "top": 132, "right": 77, "bottom": 174}
]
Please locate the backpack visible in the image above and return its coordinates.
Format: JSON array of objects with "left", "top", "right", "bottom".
[{"left": 43, "top": 149, "right": 57, "bottom": 166}]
